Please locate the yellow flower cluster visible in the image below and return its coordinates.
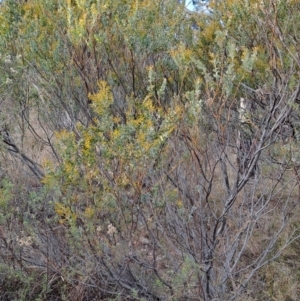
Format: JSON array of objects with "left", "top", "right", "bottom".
[
  {"left": 89, "top": 81, "right": 113, "bottom": 116},
  {"left": 54, "top": 203, "right": 76, "bottom": 224}
]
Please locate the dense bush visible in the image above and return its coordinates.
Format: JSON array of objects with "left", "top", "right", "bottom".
[{"left": 1, "top": 0, "right": 300, "bottom": 300}]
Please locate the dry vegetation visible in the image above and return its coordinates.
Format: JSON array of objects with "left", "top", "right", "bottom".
[{"left": 1, "top": 0, "right": 300, "bottom": 300}]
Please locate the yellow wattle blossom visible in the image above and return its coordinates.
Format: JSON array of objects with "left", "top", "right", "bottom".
[
  {"left": 89, "top": 81, "right": 113, "bottom": 116},
  {"left": 84, "top": 206, "right": 95, "bottom": 219},
  {"left": 137, "top": 131, "right": 146, "bottom": 143},
  {"left": 64, "top": 162, "right": 73, "bottom": 174},
  {"left": 130, "top": 115, "right": 144, "bottom": 127},
  {"left": 54, "top": 203, "right": 76, "bottom": 224},
  {"left": 83, "top": 132, "right": 93, "bottom": 155},
  {"left": 112, "top": 128, "right": 121, "bottom": 139},
  {"left": 144, "top": 98, "right": 155, "bottom": 112},
  {"left": 113, "top": 116, "right": 121, "bottom": 124}
]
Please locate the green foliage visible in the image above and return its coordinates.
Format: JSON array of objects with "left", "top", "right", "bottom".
[
  {"left": 1, "top": 0, "right": 300, "bottom": 300},
  {"left": 44, "top": 79, "right": 183, "bottom": 229},
  {"left": 0, "top": 178, "right": 13, "bottom": 222}
]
